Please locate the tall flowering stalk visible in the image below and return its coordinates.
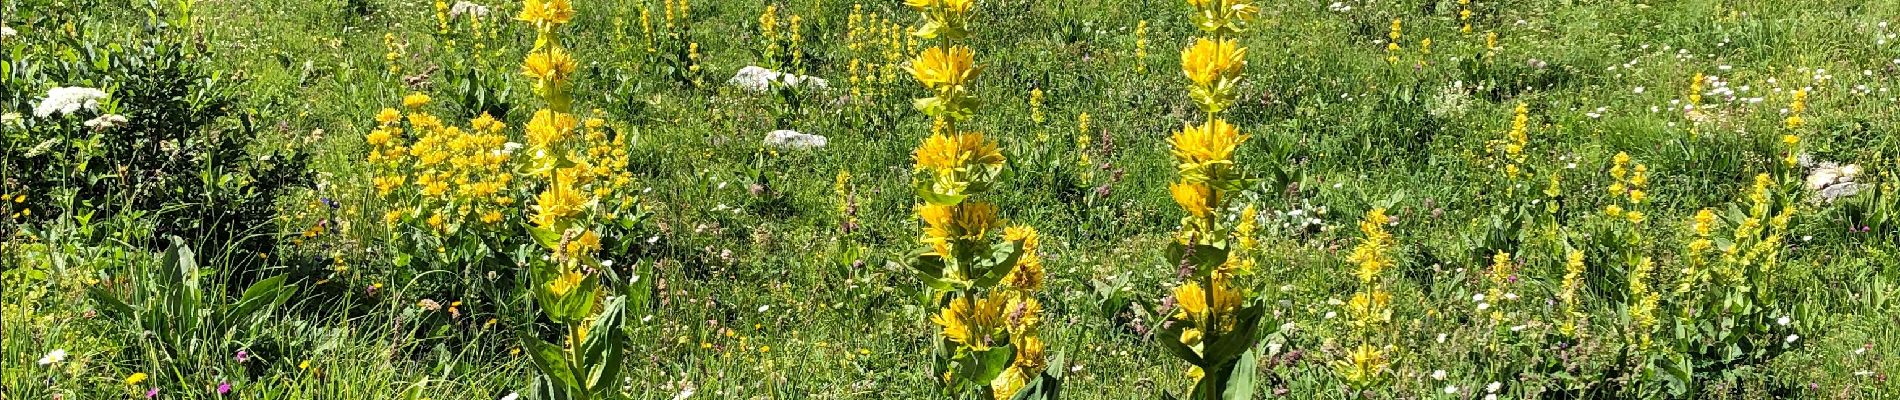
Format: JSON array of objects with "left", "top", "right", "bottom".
[
  {"left": 899, "top": 1, "right": 1059, "bottom": 398},
  {"left": 514, "top": 1, "right": 642, "bottom": 398},
  {"left": 1155, "top": 1, "right": 1267, "bottom": 398},
  {"left": 1334, "top": 209, "right": 1397, "bottom": 391}
]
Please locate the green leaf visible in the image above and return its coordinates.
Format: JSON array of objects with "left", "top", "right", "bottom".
[
  {"left": 1164, "top": 241, "right": 1230, "bottom": 278},
  {"left": 1009, "top": 370, "right": 1064, "bottom": 400},
  {"left": 906, "top": 251, "right": 954, "bottom": 291},
  {"left": 87, "top": 286, "right": 135, "bottom": 321},
  {"left": 218, "top": 274, "right": 293, "bottom": 330},
  {"left": 580, "top": 296, "right": 629, "bottom": 393},
  {"left": 956, "top": 344, "right": 1015, "bottom": 386},
  {"left": 1155, "top": 322, "right": 1206, "bottom": 367},
  {"left": 1222, "top": 347, "right": 1260, "bottom": 400},
  {"left": 1201, "top": 304, "right": 1266, "bottom": 367},
  {"left": 971, "top": 239, "right": 1027, "bottom": 288},
  {"left": 517, "top": 329, "right": 580, "bottom": 392}
]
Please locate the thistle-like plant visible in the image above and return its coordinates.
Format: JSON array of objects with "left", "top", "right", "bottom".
[
  {"left": 1156, "top": 1, "right": 1269, "bottom": 398},
  {"left": 899, "top": 1, "right": 1061, "bottom": 399}
]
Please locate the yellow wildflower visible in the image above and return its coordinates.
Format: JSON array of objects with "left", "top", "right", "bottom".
[
  {"left": 908, "top": 46, "right": 979, "bottom": 92},
  {"left": 1180, "top": 37, "right": 1245, "bottom": 88},
  {"left": 934, "top": 294, "right": 1009, "bottom": 351},
  {"left": 402, "top": 93, "right": 432, "bottom": 109},
  {"left": 1169, "top": 182, "right": 1214, "bottom": 219}
]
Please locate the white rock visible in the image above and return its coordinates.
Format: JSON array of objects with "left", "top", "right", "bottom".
[
  {"left": 762, "top": 130, "right": 827, "bottom": 150},
  {"left": 1807, "top": 162, "right": 1866, "bottom": 203},
  {"left": 449, "top": 1, "right": 490, "bottom": 18},
  {"left": 728, "top": 66, "right": 827, "bottom": 92}
]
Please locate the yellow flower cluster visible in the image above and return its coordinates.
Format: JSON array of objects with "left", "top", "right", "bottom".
[
  {"left": 1724, "top": 174, "right": 1793, "bottom": 278},
  {"left": 1484, "top": 251, "right": 1514, "bottom": 321},
  {"left": 1675, "top": 209, "right": 1718, "bottom": 304},
  {"left": 365, "top": 96, "right": 515, "bottom": 232},
  {"left": 1076, "top": 113, "right": 1092, "bottom": 170},
  {"left": 1185, "top": 0, "right": 1258, "bottom": 36},
  {"left": 1627, "top": 256, "right": 1659, "bottom": 349},
  {"left": 755, "top": 5, "right": 806, "bottom": 73},
  {"left": 383, "top": 33, "right": 403, "bottom": 75},
  {"left": 760, "top": 5, "right": 780, "bottom": 65}
]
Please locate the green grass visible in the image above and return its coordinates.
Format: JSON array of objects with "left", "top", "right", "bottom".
[{"left": 5, "top": 0, "right": 1900, "bottom": 398}]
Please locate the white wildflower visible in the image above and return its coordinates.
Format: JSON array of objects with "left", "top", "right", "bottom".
[
  {"left": 500, "top": 393, "right": 519, "bottom": 400},
  {"left": 1487, "top": 381, "right": 1502, "bottom": 393},
  {"left": 1445, "top": 385, "right": 1460, "bottom": 394},
  {"left": 34, "top": 87, "right": 109, "bottom": 118},
  {"left": 39, "top": 349, "right": 67, "bottom": 366},
  {"left": 1432, "top": 370, "right": 1447, "bottom": 380}
]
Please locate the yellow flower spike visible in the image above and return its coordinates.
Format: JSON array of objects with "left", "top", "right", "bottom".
[
  {"left": 1347, "top": 208, "right": 1393, "bottom": 284},
  {"left": 908, "top": 46, "right": 979, "bottom": 93},
  {"left": 1184, "top": 0, "right": 1259, "bottom": 34}
]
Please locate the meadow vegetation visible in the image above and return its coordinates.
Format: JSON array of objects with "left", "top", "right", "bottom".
[{"left": 4, "top": 0, "right": 1900, "bottom": 398}]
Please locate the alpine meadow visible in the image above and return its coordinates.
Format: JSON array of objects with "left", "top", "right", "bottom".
[{"left": 11, "top": 0, "right": 1900, "bottom": 399}]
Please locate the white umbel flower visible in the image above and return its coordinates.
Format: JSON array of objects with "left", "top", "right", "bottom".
[{"left": 34, "top": 87, "right": 108, "bottom": 118}]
